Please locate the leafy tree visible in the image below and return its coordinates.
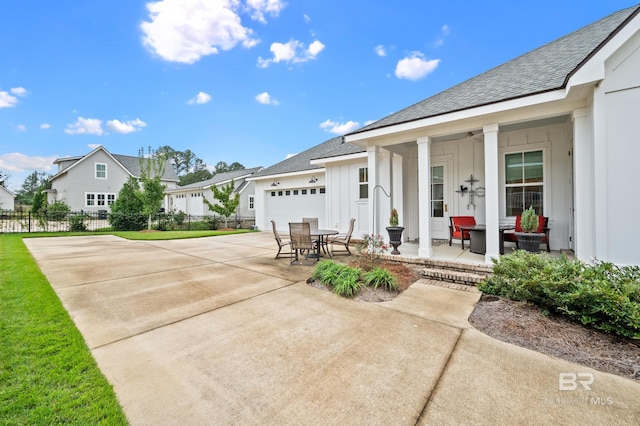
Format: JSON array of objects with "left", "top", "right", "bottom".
[
  {"left": 179, "top": 169, "right": 213, "bottom": 186},
  {"left": 228, "top": 162, "right": 244, "bottom": 171},
  {"left": 16, "top": 171, "right": 50, "bottom": 205},
  {"left": 109, "top": 177, "right": 145, "bottom": 231},
  {"left": 203, "top": 180, "right": 239, "bottom": 221},
  {"left": 32, "top": 191, "right": 46, "bottom": 213},
  {"left": 0, "top": 170, "right": 9, "bottom": 187},
  {"left": 214, "top": 161, "right": 229, "bottom": 174},
  {"left": 139, "top": 147, "right": 167, "bottom": 230}
]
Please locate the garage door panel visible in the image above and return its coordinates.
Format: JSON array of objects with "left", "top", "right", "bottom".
[{"left": 266, "top": 190, "right": 325, "bottom": 231}]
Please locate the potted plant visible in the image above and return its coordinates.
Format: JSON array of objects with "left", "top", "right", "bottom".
[
  {"left": 515, "top": 206, "right": 544, "bottom": 253},
  {"left": 386, "top": 208, "right": 404, "bottom": 255}
]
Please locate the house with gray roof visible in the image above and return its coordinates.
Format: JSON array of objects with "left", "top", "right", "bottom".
[
  {"left": 254, "top": 5, "right": 640, "bottom": 266},
  {"left": 0, "top": 185, "right": 15, "bottom": 210},
  {"left": 250, "top": 136, "right": 369, "bottom": 235},
  {"left": 47, "top": 145, "right": 179, "bottom": 212},
  {"left": 331, "top": 4, "right": 640, "bottom": 266},
  {"left": 166, "top": 167, "right": 263, "bottom": 220}
]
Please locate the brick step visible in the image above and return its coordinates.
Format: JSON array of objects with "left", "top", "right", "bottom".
[{"left": 420, "top": 267, "right": 488, "bottom": 286}]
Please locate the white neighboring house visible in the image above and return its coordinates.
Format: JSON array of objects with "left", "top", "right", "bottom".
[
  {"left": 0, "top": 185, "right": 15, "bottom": 210},
  {"left": 166, "top": 167, "right": 263, "bottom": 219},
  {"left": 249, "top": 137, "right": 368, "bottom": 235},
  {"left": 46, "top": 146, "right": 179, "bottom": 213}
]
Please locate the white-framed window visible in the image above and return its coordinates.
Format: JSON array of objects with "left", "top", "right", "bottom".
[
  {"left": 85, "top": 192, "right": 116, "bottom": 207},
  {"left": 504, "top": 150, "right": 544, "bottom": 216},
  {"left": 359, "top": 167, "right": 368, "bottom": 199},
  {"left": 248, "top": 195, "right": 254, "bottom": 210},
  {"left": 95, "top": 163, "right": 107, "bottom": 179}
]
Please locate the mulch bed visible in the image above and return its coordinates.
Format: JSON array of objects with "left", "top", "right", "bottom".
[{"left": 469, "top": 295, "right": 640, "bottom": 382}]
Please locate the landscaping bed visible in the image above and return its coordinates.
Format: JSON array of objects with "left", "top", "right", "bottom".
[{"left": 470, "top": 295, "right": 640, "bottom": 383}]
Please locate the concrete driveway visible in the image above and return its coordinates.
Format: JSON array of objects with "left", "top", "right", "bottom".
[{"left": 24, "top": 233, "right": 640, "bottom": 425}]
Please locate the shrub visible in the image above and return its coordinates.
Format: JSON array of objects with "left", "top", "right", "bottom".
[
  {"left": 69, "top": 212, "right": 89, "bottom": 232},
  {"left": 45, "top": 200, "right": 71, "bottom": 221},
  {"left": 312, "top": 261, "right": 362, "bottom": 298},
  {"left": 203, "top": 215, "right": 220, "bottom": 230},
  {"left": 355, "top": 233, "right": 387, "bottom": 269},
  {"left": 175, "top": 210, "right": 186, "bottom": 225},
  {"left": 479, "top": 251, "right": 640, "bottom": 339},
  {"left": 363, "top": 267, "right": 398, "bottom": 291}
]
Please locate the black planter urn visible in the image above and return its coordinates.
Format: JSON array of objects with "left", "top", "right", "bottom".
[
  {"left": 386, "top": 226, "right": 405, "bottom": 255},
  {"left": 515, "top": 232, "right": 544, "bottom": 253}
]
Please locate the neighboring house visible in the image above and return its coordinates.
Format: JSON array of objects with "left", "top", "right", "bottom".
[
  {"left": 255, "top": 5, "right": 640, "bottom": 266},
  {"left": 166, "top": 167, "right": 263, "bottom": 219},
  {"left": 0, "top": 185, "right": 15, "bottom": 210},
  {"left": 250, "top": 136, "right": 367, "bottom": 234},
  {"left": 47, "top": 146, "right": 179, "bottom": 212}
]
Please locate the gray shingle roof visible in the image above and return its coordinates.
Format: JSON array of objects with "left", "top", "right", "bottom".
[
  {"left": 172, "top": 167, "right": 263, "bottom": 191},
  {"left": 112, "top": 154, "right": 179, "bottom": 181},
  {"left": 251, "top": 136, "right": 353, "bottom": 178},
  {"left": 350, "top": 5, "right": 640, "bottom": 135}
]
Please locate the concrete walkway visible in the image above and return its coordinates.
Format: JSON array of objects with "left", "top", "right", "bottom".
[{"left": 24, "top": 233, "right": 640, "bottom": 425}]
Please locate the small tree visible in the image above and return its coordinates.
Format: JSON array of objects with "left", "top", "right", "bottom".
[
  {"left": 203, "top": 180, "right": 240, "bottom": 226},
  {"left": 109, "top": 177, "right": 145, "bottom": 231},
  {"left": 139, "top": 147, "right": 167, "bottom": 230}
]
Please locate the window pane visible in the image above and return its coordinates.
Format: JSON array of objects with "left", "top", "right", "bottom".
[
  {"left": 523, "top": 151, "right": 543, "bottom": 183},
  {"left": 431, "top": 183, "right": 443, "bottom": 201},
  {"left": 505, "top": 153, "right": 522, "bottom": 184},
  {"left": 431, "top": 166, "right": 443, "bottom": 184},
  {"left": 359, "top": 167, "right": 368, "bottom": 183},
  {"left": 359, "top": 184, "right": 368, "bottom": 199},
  {"left": 431, "top": 201, "right": 444, "bottom": 218},
  {"left": 506, "top": 187, "right": 523, "bottom": 216},
  {"left": 524, "top": 185, "right": 544, "bottom": 216}
]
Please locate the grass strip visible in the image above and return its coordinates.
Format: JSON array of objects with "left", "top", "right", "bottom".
[{"left": 0, "top": 234, "right": 129, "bottom": 425}]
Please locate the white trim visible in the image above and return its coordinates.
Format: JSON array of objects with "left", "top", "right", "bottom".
[
  {"left": 500, "top": 146, "right": 549, "bottom": 218},
  {"left": 310, "top": 152, "right": 367, "bottom": 165},
  {"left": 247, "top": 168, "right": 325, "bottom": 182},
  {"left": 95, "top": 162, "right": 107, "bottom": 179}
]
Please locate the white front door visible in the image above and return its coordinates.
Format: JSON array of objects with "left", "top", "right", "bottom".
[{"left": 430, "top": 163, "right": 449, "bottom": 240}]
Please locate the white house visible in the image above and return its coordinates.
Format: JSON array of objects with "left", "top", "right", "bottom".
[
  {"left": 0, "top": 185, "right": 15, "bottom": 210},
  {"left": 47, "top": 146, "right": 179, "bottom": 213},
  {"left": 254, "top": 5, "right": 640, "bottom": 266},
  {"left": 166, "top": 167, "right": 263, "bottom": 219}
]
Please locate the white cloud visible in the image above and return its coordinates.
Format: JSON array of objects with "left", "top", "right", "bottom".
[
  {"left": 255, "top": 92, "right": 279, "bottom": 105},
  {"left": 40, "top": 123, "right": 51, "bottom": 129},
  {"left": 303, "top": 14, "right": 310, "bottom": 23},
  {"left": 140, "top": 0, "right": 260, "bottom": 64},
  {"left": 188, "top": 91, "right": 212, "bottom": 105},
  {"left": 16, "top": 124, "right": 26, "bottom": 132},
  {"left": 257, "top": 39, "right": 325, "bottom": 68},
  {"left": 106, "top": 118, "right": 147, "bottom": 134},
  {"left": 364, "top": 120, "right": 376, "bottom": 126},
  {"left": 395, "top": 52, "right": 440, "bottom": 81},
  {"left": 374, "top": 45, "right": 387, "bottom": 57},
  {"left": 0, "top": 91, "right": 18, "bottom": 108},
  {"left": 442, "top": 24, "right": 450, "bottom": 36},
  {"left": 65, "top": 117, "right": 104, "bottom": 136},
  {"left": 320, "top": 119, "right": 360, "bottom": 135},
  {"left": 88, "top": 144, "right": 103, "bottom": 150},
  {"left": 246, "top": 0, "right": 286, "bottom": 23},
  {"left": 11, "top": 87, "right": 28, "bottom": 97},
  {"left": 0, "top": 152, "right": 56, "bottom": 173}
]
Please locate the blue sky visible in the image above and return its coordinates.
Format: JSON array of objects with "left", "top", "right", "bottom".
[{"left": 0, "top": 0, "right": 635, "bottom": 191}]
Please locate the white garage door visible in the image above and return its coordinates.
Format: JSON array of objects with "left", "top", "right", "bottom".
[{"left": 266, "top": 187, "right": 326, "bottom": 232}]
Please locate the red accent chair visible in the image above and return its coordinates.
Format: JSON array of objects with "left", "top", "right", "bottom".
[
  {"left": 449, "top": 216, "right": 476, "bottom": 249},
  {"left": 503, "top": 215, "right": 550, "bottom": 252}
]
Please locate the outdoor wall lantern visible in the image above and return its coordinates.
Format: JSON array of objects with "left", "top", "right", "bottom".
[
  {"left": 308, "top": 176, "right": 318, "bottom": 183},
  {"left": 271, "top": 180, "right": 279, "bottom": 187}
]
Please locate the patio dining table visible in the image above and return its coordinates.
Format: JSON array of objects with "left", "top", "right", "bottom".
[{"left": 311, "top": 229, "right": 339, "bottom": 257}]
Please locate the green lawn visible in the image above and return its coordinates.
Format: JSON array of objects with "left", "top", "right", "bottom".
[{"left": 0, "top": 229, "right": 253, "bottom": 424}]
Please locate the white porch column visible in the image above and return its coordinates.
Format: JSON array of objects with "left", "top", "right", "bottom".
[
  {"left": 483, "top": 124, "right": 500, "bottom": 263},
  {"left": 572, "top": 108, "right": 594, "bottom": 262},
  {"left": 367, "top": 146, "right": 380, "bottom": 236},
  {"left": 417, "top": 136, "right": 432, "bottom": 258},
  {"left": 392, "top": 153, "right": 404, "bottom": 237}
]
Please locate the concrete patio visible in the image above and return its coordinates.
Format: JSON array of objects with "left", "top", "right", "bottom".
[{"left": 24, "top": 232, "right": 638, "bottom": 425}]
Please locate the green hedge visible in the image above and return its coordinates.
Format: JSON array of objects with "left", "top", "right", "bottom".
[{"left": 478, "top": 251, "right": 640, "bottom": 339}]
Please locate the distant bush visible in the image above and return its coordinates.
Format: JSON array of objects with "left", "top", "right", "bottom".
[
  {"left": 69, "top": 212, "right": 89, "bottom": 232},
  {"left": 45, "top": 201, "right": 71, "bottom": 221},
  {"left": 479, "top": 251, "right": 640, "bottom": 339}
]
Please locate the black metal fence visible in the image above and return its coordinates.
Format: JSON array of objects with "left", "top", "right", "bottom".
[{"left": 0, "top": 209, "right": 255, "bottom": 233}]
